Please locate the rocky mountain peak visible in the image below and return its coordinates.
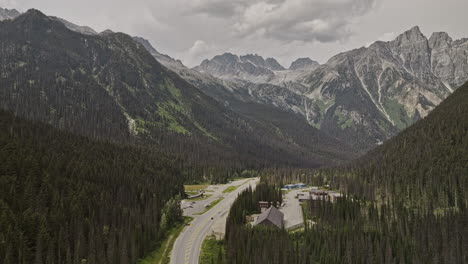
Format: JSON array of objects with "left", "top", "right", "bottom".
[
  {"left": 24, "top": 8, "right": 47, "bottom": 18},
  {"left": 392, "top": 26, "right": 427, "bottom": 45},
  {"left": 240, "top": 54, "right": 264, "bottom": 66},
  {"left": 289, "top": 58, "right": 319, "bottom": 70},
  {"left": 265, "top": 58, "right": 286, "bottom": 71},
  {"left": 429, "top": 32, "right": 453, "bottom": 49},
  {"left": 211, "top": 53, "right": 240, "bottom": 65},
  {"left": 100, "top": 29, "right": 114, "bottom": 35},
  {"left": 236, "top": 54, "right": 285, "bottom": 71},
  {"left": 0, "top": 7, "right": 21, "bottom": 20}
]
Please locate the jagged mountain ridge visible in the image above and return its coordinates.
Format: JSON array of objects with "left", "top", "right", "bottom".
[
  {"left": 195, "top": 26, "right": 468, "bottom": 150},
  {"left": 195, "top": 53, "right": 290, "bottom": 83},
  {"left": 0, "top": 9, "right": 357, "bottom": 168},
  {"left": 0, "top": 7, "right": 20, "bottom": 20},
  {"left": 302, "top": 26, "right": 468, "bottom": 148}
]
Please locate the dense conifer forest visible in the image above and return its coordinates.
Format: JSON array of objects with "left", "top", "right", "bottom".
[
  {"left": 224, "top": 82, "right": 468, "bottom": 263},
  {"left": 0, "top": 110, "right": 184, "bottom": 263}
]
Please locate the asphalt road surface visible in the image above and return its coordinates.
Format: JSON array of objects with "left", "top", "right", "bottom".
[{"left": 171, "top": 178, "right": 259, "bottom": 264}]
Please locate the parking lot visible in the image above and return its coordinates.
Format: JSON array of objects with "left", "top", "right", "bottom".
[{"left": 280, "top": 189, "right": 305, "bottom": 230}]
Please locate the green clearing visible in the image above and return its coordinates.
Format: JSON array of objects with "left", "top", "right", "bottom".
[
  {"left": 184, "top": 184, "right": 209, "bottom": 192},
  {"left": 194, "top": 197, "right": 224, "bottom": 215},
  {"left": 138, "top": 216, "right": 193, "bottom": 264},
  {"left": 222, "top": 185, "right": 238, "bottom": 193},
  {"left": 199, "top": 235, "right": 226, "bottom": 264},
  {"left": 383, "top": 99, "right": 413, "bottom": 130},
  {"left": 223, "top": 179, "right": 252, "bottom": 193}
]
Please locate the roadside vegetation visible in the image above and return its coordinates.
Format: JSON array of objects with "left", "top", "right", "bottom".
[
  {"left": 138, "top": 198, "right": 188, "bottom": 264},
  {"left": 222, "top": 185, "right": 238, "bottom": 193},
  {"left": 199, "top": 235, "right": 226, "bottom": 264},
  {"left": 223, "top": 179, "right": 252, "bottom": 193},
  {"left": 138, "top": 216, "right": 193, "bottom": 264}
]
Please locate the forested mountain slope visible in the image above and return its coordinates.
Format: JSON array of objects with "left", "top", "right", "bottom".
[
  {"left": 329, "top": 81, "right": 468, "bottom": 209},
  {"left": 0, "top": 109, "right": 184, "bottom": 263},
  {"left": 0, "top": 9, "right": 356, "bottom": 171}
]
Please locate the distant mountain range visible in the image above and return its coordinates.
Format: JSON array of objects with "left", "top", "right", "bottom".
[
  {"left": 0, "top": 8, "right": 356, "bottom": 169},
  {"left": 3, "top": 7, "right": 468, "bottom": 155},
  {"left": 193, "top": 26, "right": 468, "bottom": 150}
]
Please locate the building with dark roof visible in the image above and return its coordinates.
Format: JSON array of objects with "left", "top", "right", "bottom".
[{"left": 255, "top": 206, "right": 284, "bottom": 229}]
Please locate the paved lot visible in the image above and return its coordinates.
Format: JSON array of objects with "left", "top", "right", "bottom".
[{"left": 280, "top": 189, "right": 305, "bottom": 230}]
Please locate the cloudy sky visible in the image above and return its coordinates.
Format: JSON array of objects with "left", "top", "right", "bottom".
[{"left": 2, "top": 0, "right": 467, "bottom": 67}]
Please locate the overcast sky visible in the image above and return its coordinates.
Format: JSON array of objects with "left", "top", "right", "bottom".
[{"left": 2, "top": 0, "right": 467, "bottom": 67}]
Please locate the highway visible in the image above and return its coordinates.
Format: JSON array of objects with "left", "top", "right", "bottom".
[{"left": 170, "top": 178, "right": 259, "bottom": 264}]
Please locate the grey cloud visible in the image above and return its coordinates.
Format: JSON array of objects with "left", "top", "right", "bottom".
[
  {"left": 188, "top": 0, "right": 377, "bottom": 43},
  {"left": 190, "top": 0, "right": 285, "bottom": 17}
]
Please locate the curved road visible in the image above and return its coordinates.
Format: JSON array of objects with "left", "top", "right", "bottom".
[{"left": 171, "top": 178, "right": 259, "bottom": 264}]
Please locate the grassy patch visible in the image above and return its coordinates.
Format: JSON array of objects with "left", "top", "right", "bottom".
[
  {"left": 223, "top": 179, "right": 252, "bottom": 193},
  {"left": 222, "top": 185, "right": 238, "bottom": 193},
  {"left": 288, "top": 226, "right": 305, "bottom": 233},
  {"left": 334, "top": 108, "right": 354, "bottom": 129},
  {"left": 156, "top": 103, "right": 190, "bottom": 135},
  {"left": 194, "top": 197, "right": 224, "bottom": 215},
  {"left": 138, "top": 216, "right": 193, "bottom": 264},
  {"left": 199, "top": 235, "right": 226, "bottom": 264},
  {"left": 184, "top": 184, "right": 209, "bottom": 192},
  {"left": 383, "top": 99, "right": 413, "bottom": 130}
]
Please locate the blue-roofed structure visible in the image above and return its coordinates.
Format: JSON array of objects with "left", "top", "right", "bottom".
[{"left": 283, "top": 183, "right": 307, "bottom": 189}]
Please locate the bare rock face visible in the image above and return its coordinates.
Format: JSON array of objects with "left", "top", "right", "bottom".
[
  {"left": 0, "top": 7, "right": 20, "bottom": 21},
  {"left": 265, "top": 57, "right": 286, "bottom": 71},
  {"left": 289, "top": 58, "right": 320, "bottom": 71},
  {"left": 192, "top": 26, "right": 468, "bottom": 150},
  {"left": 194, "top": 53, "right": 292, "bottom": 83},
  {"left": 429, "top": 32, "right": 468, "bottom": 88},
  {"left": 299, "top": 26, "right": 468, "bottom": 149}
]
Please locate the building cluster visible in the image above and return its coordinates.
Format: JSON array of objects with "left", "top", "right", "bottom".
[{"left": 297, "top": 189, "right": 343, "bottom": 202}]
